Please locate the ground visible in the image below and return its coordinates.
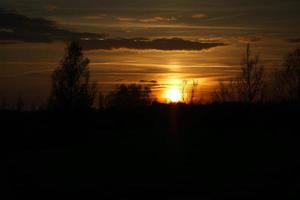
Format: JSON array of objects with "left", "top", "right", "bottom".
[{"left": 5, "top": 103, "right": 300, "bottom": 199}]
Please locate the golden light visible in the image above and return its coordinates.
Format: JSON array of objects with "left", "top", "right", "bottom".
[{"left": 165, "top": 87, "right": 182, "bottom": 103}]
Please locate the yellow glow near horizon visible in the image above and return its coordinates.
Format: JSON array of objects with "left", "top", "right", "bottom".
[{"left": 165, "top": 87, "right": 182, "bottom": 103}]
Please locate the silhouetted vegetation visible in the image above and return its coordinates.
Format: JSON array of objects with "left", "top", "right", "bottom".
[
  {"left": 212, "top": 80, "right": 235, "bottom": 102},
  {"left": 236, "top": 44, "right": 265, "bottom": 102},
  {"left": 4, "top": 41, "right": 300, "bottom": 199},
  {"left": 4, "top": 103, "right": 300, "bottom": 199},
  {"left": 274, "top": 48, "right": 300, "bottom": 102},
  {"left": 189, "top": 80, "right": 199, "bottom": 104},
  {"left": 213, "top": 44, "right": 265, "bottom": 102},
  {"left": 16, "top": 95, "right": 24, "bottom": 112},
  {"left": 48, "top": 41, "right": 97, "bottom": 111},
  {"left": 105, "top": 84, "right": 154, "bottom": 108}
]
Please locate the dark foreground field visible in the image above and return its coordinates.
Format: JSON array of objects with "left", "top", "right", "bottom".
[{"left": 5, "top": 103, "right": 300, "bottom": 199}]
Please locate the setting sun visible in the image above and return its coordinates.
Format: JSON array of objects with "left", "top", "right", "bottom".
[
  {"left": 2, "top": 1, "right": 300, "bottom": 198},
  {"left": 165, "top": 88, "right": 182, "bottom": 103}
]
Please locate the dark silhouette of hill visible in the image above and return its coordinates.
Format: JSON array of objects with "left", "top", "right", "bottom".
[{"left": 5, "top": 103, "right": 300, "bottom": 199}]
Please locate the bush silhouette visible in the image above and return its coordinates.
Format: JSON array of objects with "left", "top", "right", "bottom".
[
  {"left": 48, "top": 41, "right": 97, "bottom": 111},
  {"left": 105, "top": 84, "right": 153, "bottom": 107}
]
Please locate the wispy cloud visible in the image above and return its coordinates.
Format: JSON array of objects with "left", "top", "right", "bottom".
[
  {"left": 139, "top": 16, "right": 176, "bottom": 23},
  {"left": 191, "top": 13, "right": 207, "bottom": 19},
  {"left": 117, "top": 16, "right": 176, "bottom": 23},
  {"left": 83, "top": 15, "right": 106, "bottom": 20},
  {"left": 238, "top": 36, "right": 261, "bottom": 43},
  {"left": 46, "top": 4, "right": 58, "bottom": 12},
  {"left": 116, "top": 17, "right": 136, "bottom": 22}
]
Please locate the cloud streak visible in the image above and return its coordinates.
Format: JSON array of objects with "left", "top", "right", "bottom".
[
  {"left": 79, "top": 38, "right": 225, "bottom": 51},
  {"left": 191, "top": 13, "right": 207, "bottom": 19},
  {"left": 117, "top": 16, "right": 176, "bottom": 23}
]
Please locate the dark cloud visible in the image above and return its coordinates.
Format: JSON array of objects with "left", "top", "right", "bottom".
[
  {"left": 139, "top": 80, "right": 158, "bottom": 83},
  {"left": 0, "top": 9, "right": 105, "bottom": 43},
  {"left": 116, "top": 16, "right": 176, "bottom": 23},
  {"left": 79, "top": 38, "right": 225, "bottom": 51},
  {"left": 0, "top": 9, "right": 224, "bottom": 51},
  {"left": 287, "top": 38, "right": 300, "bottom": 43},
  {"left": 2, "top": 0, "right": 300, "bottom": 33}
]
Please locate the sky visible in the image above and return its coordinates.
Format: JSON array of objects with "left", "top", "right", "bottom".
[{"left": 1, "top": 0, "right": 300, "bottom": 104}]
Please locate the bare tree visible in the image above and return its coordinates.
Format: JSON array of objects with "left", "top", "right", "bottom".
[
  {"left": 16, "top": 95, "right": 24, "bottom": 111},
  {"left": 274, "top": 48, "right": 300, "bottom": 102},
  {"left": 189, "top": 80, "right": 199, "bottom": 105},
  {"left": 235, "top": 44, "right": 265, "bottom": 102},
  {"left": 213, "top": 44, "right": 265, "bottom": 103},
  {"left": 181, "top": 80, "right": 188, "bottom": 102},
  {"left": 48, "top": 41, "right": 97, "bottom": 111},
  {"left": 212, "top": 80, "right": 236, "bottom": 103},
  {"left": 180, "top": 80, "right": 200, "bottom": 104}
]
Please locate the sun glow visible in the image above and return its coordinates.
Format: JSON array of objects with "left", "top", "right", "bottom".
[{"left": 165, "top": 87, "right": 182, "bottom": 103}]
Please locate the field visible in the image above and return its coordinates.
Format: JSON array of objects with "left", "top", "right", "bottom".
[{"left": 5, "top": 103, "right": 300, "bottom": 199}]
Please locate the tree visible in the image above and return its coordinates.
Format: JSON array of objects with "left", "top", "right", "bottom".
[
  {"left": 212, "top": 80, "right": 236, "bottom": 103},
  {"left": 48, "top": 41, "right": 97, "bottom": 111},
  {"left": 235, "top": 44, "right": 265, "bottom": 102},
  {"left": 16, "top": 95, "right": 24, "bottom": 111},
  {"left": 105, "top": 84, "right": 153, "bottom": 107},
  {"left": 98, "top": 92, "right": 105, "bottom": 110},
  {"left": 274, "top": 48, "right": 300, "bottom": 102},
  {"left": 213, "top": 44, "right": 265, "bottom": 103}
]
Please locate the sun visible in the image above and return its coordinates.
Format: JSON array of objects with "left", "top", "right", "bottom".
[{"left": 165, "top": 88, "right": 182, "bottom": 103}]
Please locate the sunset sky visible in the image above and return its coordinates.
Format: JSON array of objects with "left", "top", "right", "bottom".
[{"left": 1, "top": 0, "right": 300, "bottom": 104}]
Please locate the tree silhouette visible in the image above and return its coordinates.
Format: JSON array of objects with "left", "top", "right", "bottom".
[
  {"left": 189, "top": 80, "right": 199, "bottom": 104},
  {"left": 213, "top": 44, "right": 265, "bottom": 102},
  {"left": 48, "top": 41, "right": 97, "bottom": 111},
  {"left": 105, "top": 84, "right": 153, "bottom": 107},
  {"left": 16, "top": 95, "right": 24, "bottom": 112},
  {"left": 212, "top": 80, "right": 236, "bottom": 103},
  {"left": 274, "top": 48, "right": 300, "bottom": 102},
  {"left": 98, "top": 92, "right": 105, "bottom": 110},
  {"left": 235, "top": 44, "right": 265, "bottom": 102}
]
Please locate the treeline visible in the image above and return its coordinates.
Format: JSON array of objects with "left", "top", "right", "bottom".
[
  {"left": 1, "top": 41, "right": 300, "bottom": 111},
  {"left": 47, "top": 41, "right": 155, "bottom": 111},
  {"left": 45, "top": 41, "right": 300, "bottom": 110},
  {"left": 212, "top": 44, "right": 300, "bottom": 103}
]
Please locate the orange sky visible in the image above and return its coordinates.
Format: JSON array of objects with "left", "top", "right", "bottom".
[{"left": 1, "top": 1, "right": 300, "bottom": 105}]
